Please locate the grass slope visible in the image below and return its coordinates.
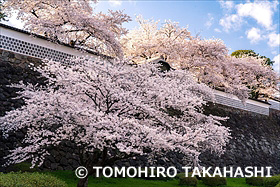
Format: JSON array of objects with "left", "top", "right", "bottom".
[{"left": 45, "top": 170, "right": 258, "bottom": 187}]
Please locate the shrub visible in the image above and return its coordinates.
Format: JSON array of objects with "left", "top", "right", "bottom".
[
  {"left": 110, "top": 168, "right": 170, "bottom": 180},
  {"left": 264, "top": 175, "right": 280, "bottom": 187},
  {"left": 179, "top": 176, "right": 198, "bottom": 186},
  {"left": 176, "top": 172, "right": 187, "bottom": 179},
  {"left": 140, "top": 169, "right": 171, "bottom": 181},
  {"left": 7, "top": 162, "right": 38, "bottom": 172},
  {"left": 190, "top": 172, "right": 202, "bottom": 180},
  {"left": 0, "top": 172, "right": 67, "bottom": 187},
  {"left": 176, "top": 172, "right": 201, "bottom": 180},
  {"left": 201, "top": 175, "right": 227, "bottom": 186},
  {"left": 245, "top": 176, "right": 265, "bottom": 186},
  {"left": 275, "top": 181, "right": 280, "bottom": 187}
]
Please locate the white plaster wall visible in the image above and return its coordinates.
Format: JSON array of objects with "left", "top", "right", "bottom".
[{"left": 0, "top": 26, "right": 98, "bottom": 60}]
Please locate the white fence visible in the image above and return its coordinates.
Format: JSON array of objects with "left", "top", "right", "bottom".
[
  {"left": 0, "top": 24, "right": 98, "bottom": 62},
  {"left": 268, "top": 100, "right": 280, "bottom": 111},
  {"left": 214, "top": 90, "right": 280, "bottom": 116},
  {"left": 1, "top": 24, "right": 279, "bottom": 116}
]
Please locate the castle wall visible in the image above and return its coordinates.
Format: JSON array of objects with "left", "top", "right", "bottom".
[
  {"left": 0, "top": 49, "right": 279, "bottom": 174},
  {"left": 201, "top": 103, "right": 280, "bottom": 174}
]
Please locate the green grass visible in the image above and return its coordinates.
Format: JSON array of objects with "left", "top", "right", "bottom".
[{"left": 44, "top": 170, "right": 257, "bottom": 187}]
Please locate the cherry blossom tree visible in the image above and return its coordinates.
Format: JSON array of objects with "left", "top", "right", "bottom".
[
  {"left": 3, "top": 0, "right": 131, "bottom": 58},
  {"left": 231, "top": 50, "right": 274, "bottom": 66},
  {"left": 121, "top": 15, "right": 191, "bottom": 63},
  {"left": 178, "top": 40, "right": 279, "bottom": 101},
  {"left": 122, "top": 17, "right": 279, "bottom": 101},
  {"left": 0, "top": 58, "right": 230, "bottom": 186},
  {"left": 231, "top": 50, "right": 277, "bottom": 99},
  {"left": 0, "top": 0, "right": 7, "bottom": 21}
]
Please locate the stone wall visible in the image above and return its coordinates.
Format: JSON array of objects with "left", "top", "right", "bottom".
[
  {"left": 0, "top": 49, "right": 46, "bottom": 171},
  {"left": 0, "top": 49, "right": 280, "bottom": 174},
  {"left": 200, "top": 103, "right": 280, "bottom": 174},
  {"left": 0, "top": 49, "right": 45, "bottom": 116}
]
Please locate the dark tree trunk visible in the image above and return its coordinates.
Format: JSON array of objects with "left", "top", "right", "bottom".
[
  {"left": 76, "top": 150, "right": 100, "bottom": 187},
  {"left": 75, "top": 148, "right": 135, "bottom": 187},
  {"left": 77, "top": 176, "right": 89, "bottom": 187},
  {"left": 77, "top": 166, "right": 94, "bottom": 187}
]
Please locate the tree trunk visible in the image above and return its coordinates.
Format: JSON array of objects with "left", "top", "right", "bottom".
[
  {"left": 77, "top": 176, "right": 89, "bottom": 187},
  {"left": 75, "top": 149, "right": 134, "bottom": 186},
  {"left": 76, "top": 150, "right": 98, "bottom": 187}
]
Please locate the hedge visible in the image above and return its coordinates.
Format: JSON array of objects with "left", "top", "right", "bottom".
[
  {"left": 0, "top": 172, "right": 67, "bottom": 187},
  {"left": 7, "top": 162, "right": 38, "bottom": 172},
  {"left": 264, "top": 175, "right": 280, "bottom": 187},
  {"left": 275, "top": 181, "right": 280, "bottom": 187},
  {"left": 201, "top": 175, "right": 227, "bottom": 186},
  {"left": 245, "top": 176, "right": 265, "bottom": 186},
  {"left": 179, "top": 176, "right": 198, "bottom": 186}
]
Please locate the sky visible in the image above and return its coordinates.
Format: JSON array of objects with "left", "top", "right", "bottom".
[{"left": 2, "top": 0, "right": 280, "bottom": 73}]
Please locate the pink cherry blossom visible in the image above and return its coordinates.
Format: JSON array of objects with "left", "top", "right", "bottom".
[
  {"left": 122, "top": 16, "right": 279, "bottom": 101},
  {"left": 0, "top": 58, "right": 230, "bottom": 173},
  {"left": 3, "top": 0, "right": 131, "bottom": 58}
]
